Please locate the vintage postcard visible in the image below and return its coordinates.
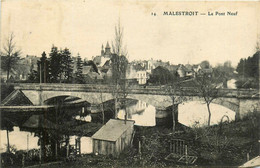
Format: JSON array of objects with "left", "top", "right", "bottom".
[{"left": 0, "top": 0, "right": 259, "bottom": 167}]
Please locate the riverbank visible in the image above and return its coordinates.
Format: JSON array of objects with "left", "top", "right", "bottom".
[{"left": 5, "top": 110, "right": 257, "bottom": 168}]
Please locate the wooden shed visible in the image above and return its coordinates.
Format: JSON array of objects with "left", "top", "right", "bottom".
[{"left": 92, "top": 119, "right": 135, "bottom": 157}]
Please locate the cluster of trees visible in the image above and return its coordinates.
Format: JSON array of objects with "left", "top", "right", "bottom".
[
  {"left": 236, "top": 51, "right": 259, "bottom": 89},
  {"left": 214, "top": 61, "right": 235, "bottom": 79},
  {"left": 148, "top": 66, "right": 179, "bottom": 85},
  {"left": 28, "top": 46, "right": 85, "bottom": 84}
]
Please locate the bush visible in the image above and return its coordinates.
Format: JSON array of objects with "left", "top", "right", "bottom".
[
  {"left": 185, "top": 110, "right": 260, "bottom": 166},
  {"left": 236, "top": 78, "right": 259, "bottom": 89}
]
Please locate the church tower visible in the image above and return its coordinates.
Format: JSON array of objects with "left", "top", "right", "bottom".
[{"left": 104, "top": 42, "right": 111, "bottom": 56}]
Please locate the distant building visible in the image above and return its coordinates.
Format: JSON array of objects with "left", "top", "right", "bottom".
[
  {"left": 126, "top": 63, "right": 148, "bottom": 85},
  {"left": 0, "top": 55, "right": 40, "bottom": 82},
  {"left": 92, "top": 119, "right": 135, "bottom": 157},
  {"left": 177, "top": 63, "right": 213, "bottom": 78},
  {"left": 93, "top": 42, "right": 112, "bottom": 66},
  {"left": 177, "top": 64, "right": 189, "bottom": 78},
  {"left": 200, "top": 67, "right": 213, "bottom": 74},
  {"left": 192, "top": 65, "right": 202, "bottom": 74},
  {"left": 136, "top": 70, "right": 147, "bottom": 85}
]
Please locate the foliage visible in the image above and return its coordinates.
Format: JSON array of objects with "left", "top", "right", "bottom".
[
  {"left": 110, "top": 54, "right": 128, "bottom": 118},
  {"left": 1, "top": 148, "right": 42, "bottom": 167},
  {"left": 60, "top": 48, "right": 74, "bottom": 83},
  {"left": 236, "top": 51, "right": 259, "bottom": 89},
  {"left": 200, "top": 60, "right": 211, "bottom": 69},
  {"left": 235, "top": 77, "right": 259, "bottom": 89},
  {"left": 214, "top": 61, "right": 235, "bottom": 81},
  {"left": 75, "top": 53, "right": 84, "bottom": 84},
  {"left": 4, "top": 144, "right": 17, "bottom": 153},
  {"left": 38, "top": 46, "right": 75, "bottom": 83},
  {"left": 0, "top": 83, "right": 14, "bottom": 100},
  {"left": 0, "top": 32, "right": 21, "bottom": 81},
  {"left": 49, "top": 45, "right": 62, "bottom": 82},
  {"left": 184, "top": 111, "right": 259, "bottom": 166},
  {"left": 27, "top": 63, "right": 38, "bottom": 83},
  {"left": 111, "top": 54, "right": 128, "bottom": 84},
  {"left": 236, "top": 51, "right": 259, "bottom": 79},
  {"left": 148, "top": 66, "right": 177, "bottom": 85},
  {"left": 36, "top": 51, "right": 50, "bottom": 83}
]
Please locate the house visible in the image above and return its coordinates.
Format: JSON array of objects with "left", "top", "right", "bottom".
[
  {"left": 177, "top": 64, "right": 190, "bottom": 77},
  {"left": 200, "top": 67, "right": 213, "bottom": 74},
  {"left": 192, "top": 65, "right": 202, "bottom": 74},
  {"left": 92, "top": 119, "right": 135, "bottom": 157},
  {"left": 136, "top": 70, "right": 147, "bottom": 85},
  {"left": 125, "top": 63, "right": 148, "bottom": 85},
  {"left": 129, "top": 63, "right": 149, "bottom": 85}
]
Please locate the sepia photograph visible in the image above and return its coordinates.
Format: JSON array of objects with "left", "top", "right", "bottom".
[{"left": 0, "top": 0, "right": 259, "bottom": 167}]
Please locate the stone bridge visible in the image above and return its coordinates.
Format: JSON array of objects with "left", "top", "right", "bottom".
[{"left": 2, "top": 83, "right": 259, "bottom": 118}]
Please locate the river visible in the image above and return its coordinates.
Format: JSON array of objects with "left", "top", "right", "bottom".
[{"left": 0, "top": 98, "right": 236, "bottom": 153}]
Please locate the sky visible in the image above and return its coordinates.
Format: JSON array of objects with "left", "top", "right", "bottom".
[{"left": 1, "top": 0, "right": 259, "bottom": 67}]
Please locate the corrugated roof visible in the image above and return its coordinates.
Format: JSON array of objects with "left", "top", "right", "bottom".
[{"left": 92, "top": 119, "right": 134, "bottom": 142}]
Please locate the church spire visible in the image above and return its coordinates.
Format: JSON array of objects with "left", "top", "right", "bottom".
[
  {"left": 105, "top": 41, "right": 110, "bottom": 49},
  {"left": 104, "top": 41, "right": 111, "bottom": 55},
  {"left": 101, "top": 44, "right": 104, "bottom": 56}
]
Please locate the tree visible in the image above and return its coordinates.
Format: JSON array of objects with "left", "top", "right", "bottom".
[
  {"left": 200, "top": 60, "right": 211, "bottom": 69},
  {"left": 166, "top": 81, "right": 187, "bottom": 133},
  {"left": 1, "top": 32, "right": 21, "bottom": 81},
  {"left": 61, "top": 48, "right": 73, "bottom": 83},
  {"left": 49, "top": 45, "right": 62, "bottom": 82},
  {"left": 194, "top": 73, "right": 220, "bottom": 126},
  {"left": 27, "top": 62, "right": 38, "bottom": 83},
  {"left": 110, "top": 54, "right": 129, "bottom": 119},
  {"left": 37, "top": 51, "right": 50, "bottom": 83},
  {"left": 213, "top": 61, "right": 235, "bottom": 87},
  {"left": 148, "top": 66, "right": 174, "bottom": 85},
  {"left": 110, "top": 21, "right": 129, "bottom": 120},
  {"left": 75, "top": 53, "right": 84, "bottom": 83},
  {"left": 111, "top": 20, "right": 128, "bottom": 57},
  {"left": 236, "top": 52, "right": 259, "bottom": 89}
]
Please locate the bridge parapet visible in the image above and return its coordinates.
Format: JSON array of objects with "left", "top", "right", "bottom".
[
  {"left": 2, "top": 83, "right": 258, "bottom": 119},
  {"left": 13, "top": 83, "right": 258, "bottom": 99}
]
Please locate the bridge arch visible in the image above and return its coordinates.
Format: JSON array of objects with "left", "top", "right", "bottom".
[
  {"left": 43, "top": 95, "right": 91, "bottom": 106},
  {"left": 21, "top": 90, "right": 114, "bottom": 105},
  {"left": 180, "top": 96, "right": 240, "bottom": 115}
]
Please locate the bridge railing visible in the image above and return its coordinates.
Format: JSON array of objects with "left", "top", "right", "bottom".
[{"left": 8, "top": 83, "right": 259, "bottom": 98}]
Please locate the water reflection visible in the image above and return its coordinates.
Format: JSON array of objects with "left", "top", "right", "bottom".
[
  {"left": 115, "top": 99, "right": 236, "bottom": 128},
  {"left": 117, "top": 100, "right": 156, "bottom": 126},
  {"left": 227, "top": 79, "right": 237, "bottom": 89},
  {"left": 179, "top": 101, "right": 236, "bottom": 127},
  {"left": 0, "top": 127, "right": 39, "bottom": 152}
]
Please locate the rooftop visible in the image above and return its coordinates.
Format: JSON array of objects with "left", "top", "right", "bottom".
[{"left": 92, "top": 119, "right": 134, "bottom": 142}]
